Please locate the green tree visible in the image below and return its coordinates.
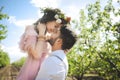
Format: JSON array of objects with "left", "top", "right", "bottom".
[
  {"left": 67, "top": 0, "right": 120, "bottom": 80},
  {"left": 12, "top": 57, "right": 26, "bottom": 70},
  {"left": 0, "top": 7, "right": 10, "bottom": 68},
  {"left": 0, "top": 48, "right": 10, "bottom": 68},
  {"left": 0, "top": 7, "right": 9, "bottom": 40}
]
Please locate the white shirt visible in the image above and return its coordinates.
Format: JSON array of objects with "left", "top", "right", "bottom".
[{"left": 35, "top": 50, "right": 68, "bottom": 80}]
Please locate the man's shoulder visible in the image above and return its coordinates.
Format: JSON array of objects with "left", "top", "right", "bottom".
[
  {"left": 45, "top": 55, "right": 64, "bottom": 65},
  {"left": 42, "top": 50, "right": 66, "bottom": 67}
]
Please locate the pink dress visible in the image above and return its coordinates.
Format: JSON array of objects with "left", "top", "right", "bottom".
[{"left": 17, "top": 25, "right": 51, "bottom": 80}]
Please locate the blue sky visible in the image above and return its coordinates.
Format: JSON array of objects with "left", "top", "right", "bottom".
[{"left": 0, "top": 0, "right": 119, "bottom": 63}]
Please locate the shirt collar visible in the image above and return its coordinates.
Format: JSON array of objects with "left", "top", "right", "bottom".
[{"left": 50, "top": 50, "right": 66, "bottom": 60}]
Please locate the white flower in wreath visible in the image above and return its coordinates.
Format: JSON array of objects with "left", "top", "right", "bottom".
[
  {"left": 54, "top": 14, "right": 62, "bottom": 24},
  {"left": 54, "top": 14, "right": 59, "bottom": 19},
  {"left": 56, "top": 19, "right": 62, "bottom": 24}
]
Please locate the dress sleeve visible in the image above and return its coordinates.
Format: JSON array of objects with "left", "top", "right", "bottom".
[{"left": 19, "top": 25, "right": 38, "bottom": 53}]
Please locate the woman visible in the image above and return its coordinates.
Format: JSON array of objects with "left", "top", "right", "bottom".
[{"left": 17, "top": 8, "right": 71, "bottom": 80}]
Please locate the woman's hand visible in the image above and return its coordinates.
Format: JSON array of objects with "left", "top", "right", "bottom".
[{"left": 37, "top": 23, "right": 46, "bottom": 36}]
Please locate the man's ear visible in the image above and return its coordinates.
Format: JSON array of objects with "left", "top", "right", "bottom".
[{"left": 56, "top": 38, "right": 62, "bottom": 45}]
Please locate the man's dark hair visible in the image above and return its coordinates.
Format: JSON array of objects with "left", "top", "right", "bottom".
[{"left": 60, "top": 26, "right": 77, "bottom": 50}]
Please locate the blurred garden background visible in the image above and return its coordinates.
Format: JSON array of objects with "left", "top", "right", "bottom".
[{"left": 0, "top": 0, "right": 120, "bottom": 80}]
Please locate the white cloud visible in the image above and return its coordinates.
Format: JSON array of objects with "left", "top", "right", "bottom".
[
  {"left": 30, "top": 0, "right": 85, "bottom": 21},
  {"left": 8, "top": 16, "right": 36, "bottom": 28},
  {"left": 30, "top": 0, "right": 61, "bottom": 8},
  {"left": 63, "top": 5, "right": 80, "bottom": 20},
  {"left": 2, "top": 45, "right": 27, "bottom": 63},
  {"left": 37, "top": 10, "right": 44, "bottom": 18},
  {"left": 8, "top": 16, "right": 16, "bottom": 24},
  {"left": 31, "top": 0, "right": 61, "bottom": 18}
]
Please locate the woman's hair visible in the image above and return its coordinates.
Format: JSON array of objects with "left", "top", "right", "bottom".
[
  {"left": 34, "top": 8, "right": 69, "bottom": 26},
  {"left": 34, "top": 8, "right": 71, "bottom": 34}
]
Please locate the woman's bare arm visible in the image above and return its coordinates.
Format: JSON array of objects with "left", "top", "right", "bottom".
[{"left": 27, "top": 23, "right": 47, "bottom": 59}]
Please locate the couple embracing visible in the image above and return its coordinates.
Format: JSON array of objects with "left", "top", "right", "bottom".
[{"left": 17, "top": 8, "right": 77, "bottom": 80}]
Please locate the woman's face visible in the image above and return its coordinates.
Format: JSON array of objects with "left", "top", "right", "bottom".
[{"left": 46, "top": 21, "right": 60, "bottom": 33}]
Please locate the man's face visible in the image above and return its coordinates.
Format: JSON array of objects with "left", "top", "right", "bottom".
[{"left": 46, "top": 20, "right": 61, "bottom": 46}]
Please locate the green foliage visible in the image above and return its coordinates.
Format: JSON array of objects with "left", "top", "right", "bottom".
[
  {"left": 67, "top": 0, "right": 120, "bottom": 80},
  {"left": 0, "top": 24, "right": 7, "bottom": 40},
  {"left": 0, "top": 48, "right": 10, "bottom": 68},
  {"left": 0, "top": 6, "right": 10, "bottom": 69},
  {"left": 12, "top": 57, "right": 26, "bottom": 70},
  {"left": 0, "top": 6, "right": 9, "bottom": 40},
  {"left": 0, "top": 7, "right": 9, "bottom": 20}
]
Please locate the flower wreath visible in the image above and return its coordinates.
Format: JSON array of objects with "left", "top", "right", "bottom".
[
  {"left": 54, "top": 14, "right": 71, "bottom": 24},
  {"left": 41, "top": 7, "right": 71, "bottom": 25}
]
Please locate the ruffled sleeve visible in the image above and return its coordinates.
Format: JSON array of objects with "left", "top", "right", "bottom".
[{"left": 19, "top": 25, "right": 38, "bottom": 54}]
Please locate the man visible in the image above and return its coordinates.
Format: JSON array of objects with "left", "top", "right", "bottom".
[{"left": 35, "top": 25, "right": 77, "bottom": 80}]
